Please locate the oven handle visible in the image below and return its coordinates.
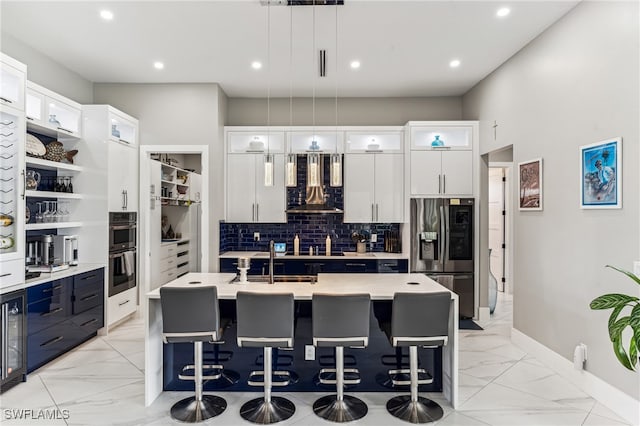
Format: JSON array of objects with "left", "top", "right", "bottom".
[
  {"left": 109, "top": 249, "right": 136, "bottom": 259},
  {"left": 110, "top": 224, "right": 137, "bottom": 231}
]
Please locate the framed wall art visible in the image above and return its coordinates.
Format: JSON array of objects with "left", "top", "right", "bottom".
[
  {"left": 518, "top": 158, "right": 543, "bottom": 211},
  {"left": 580, "top": 138, "right": 622, "bottom": 209}
]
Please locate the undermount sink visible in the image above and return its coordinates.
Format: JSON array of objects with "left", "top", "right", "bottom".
[
  {"left": 340, "top": 252, "right": 375, "bottom": 257},
  {"left": 232, "top": 275, "right": 317, "bottom": 284}
]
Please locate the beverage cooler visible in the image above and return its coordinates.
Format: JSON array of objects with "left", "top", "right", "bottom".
[{"left": 0, "top": 289, "right": 26, "bottom": 392}]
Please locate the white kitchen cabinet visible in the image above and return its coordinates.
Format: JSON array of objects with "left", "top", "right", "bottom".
[
  {"left": 410, "top": 150, "right": 473, "bottom": 196},
  {"left": 107, "top": 286, "right": 137, "bottom": 326},
  {"left": 408, "top": 122, "right": 476, "bottom": 197},
  {"left": 26, "top": 81, "right": 82, "bottom": 138},
  {"left": 226, "top": 153, "right": 285, "bottom": 223},
  {"left": 84, "top": 105, "right": 139, "bottom": 212},
  {"left": 344, "top": 153, "right": 403, "bottom": 223},
  {"left": 189, "top": 172, "right": 202, "bottom": 202},
  {"left": 108, "top": 141, "right": 139, "bottom": 212},
  {"left": 0, "top": 53, "right": 26, "bottom": 111},
  {"left": 288, "top": 129, "right": 343, "bottom": 153}
]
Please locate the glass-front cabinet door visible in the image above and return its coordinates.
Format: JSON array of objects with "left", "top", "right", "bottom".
[
  {"left": 109, "top": 110, "right": 138, "bottom": 146},
  {"left": 0, "top": 55, "right": 25, "bottom": 110},
  {"left": 46, "top": 96, "right": 81, "bottom": 137}
]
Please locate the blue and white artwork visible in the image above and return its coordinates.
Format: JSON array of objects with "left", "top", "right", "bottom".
[{"left": 580, "top": 138, "right": 622, "bottom": 209}]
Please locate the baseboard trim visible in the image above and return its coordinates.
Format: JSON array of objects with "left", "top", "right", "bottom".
[
  {"left": 511, "top": 328, "right": 639, "bottom": 425},
  {"left": 477, "top": 307, "right": 490, "bottom": 322}
]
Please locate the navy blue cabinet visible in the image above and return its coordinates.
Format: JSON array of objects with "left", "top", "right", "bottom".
[
  {"left": 220, "top": 258, "right": 407, "bottom": 274},
  {"left": 26, "top": 268, "right": 104, "bottom": 373}
]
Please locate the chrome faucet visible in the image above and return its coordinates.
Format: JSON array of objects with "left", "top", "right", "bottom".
[{"left": 268, "top": 240, "right": 275, "bottom": 284}]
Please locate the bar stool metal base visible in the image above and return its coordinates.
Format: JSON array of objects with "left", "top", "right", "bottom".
[
  {"left": 313, "top": 394, "right": 368, "bottom": 423},
  {"left": 386, "top": 396, "right": 444, "bottom": 424},
  {"left": 170, "top": 395, "right": 227, "bottom": 423},
  {"left": 240, "top": 396, "right": 296, "bottom": 424}
]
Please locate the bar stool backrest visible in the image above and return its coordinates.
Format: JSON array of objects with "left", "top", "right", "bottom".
[
  {"left": 391, "top": 292, "right": 451, "bottom": 347},
  {"left": 236, "top": 292, "right": 295, "bottom": 348},
  {"left": 160, "top": 286, "right": 220, "bottom": 343},
  {"left": 312, "top": 293, "right": 371, "bottom": 347}
]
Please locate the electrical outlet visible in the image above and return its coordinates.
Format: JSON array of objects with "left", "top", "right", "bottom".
[
  {"left": 634, "top": 261, "right": 640, "bottom": 276},
  {"left": 305, "top": 345, "right": 315, "bottom": 361},
  {"left": 370, "top": 233, "right": 377, "bottom": 243},
  {"left": 254, "top": 232, "right": 260, "bottom": 242}
]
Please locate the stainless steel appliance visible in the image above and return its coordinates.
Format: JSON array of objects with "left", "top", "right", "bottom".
[
  {"left": 53, "top": 235, "right": 79, "bottom": 266},
  {"left": 108, "top": 212, "right": 137, "bottom": 297},
  {"left": 109, "top": 212, "right": 137, "bottom": 251},
  {"left": 1, "top": 290, "right": 26, "bottom": 393},
  {"left": 410, "top": 198, "right": 475, "bottom": 318}
]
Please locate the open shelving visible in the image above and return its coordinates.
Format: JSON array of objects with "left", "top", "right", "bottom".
[{"left": 25, "top": 157, "right": 83, "bottom": 172}]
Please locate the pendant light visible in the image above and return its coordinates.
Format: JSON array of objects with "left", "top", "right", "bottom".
[
  {"left": 263, "top": 1, "right": 274, "bottom": 187},
  {"left": 285, "top": 5, "right": 297, "bottom": 188},
  {"left": 329, "top": 1, "right": 342, "bottom": 187},
  {"left": 307, "top": 3, "right": 321, "bottom": 188}
]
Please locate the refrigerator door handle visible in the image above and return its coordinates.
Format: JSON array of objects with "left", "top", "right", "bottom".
[
  {"left": 439, "top": 205, "right": 446, "bottom": 264},
  {"left": 444, "top": 203, "right": 450, "bottom": 263}
]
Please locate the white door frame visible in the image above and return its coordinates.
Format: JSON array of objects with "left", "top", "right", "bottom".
[
  {"left": 138, "top": 145, "right": 210, "bottom": 307},
  {"left": 489, "top": 161, "right": 514, "bottom": 295}
]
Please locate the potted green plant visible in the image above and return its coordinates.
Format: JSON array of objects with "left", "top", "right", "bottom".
[{"left": 590, "top": 265, "right": 640, "bottom": 371}]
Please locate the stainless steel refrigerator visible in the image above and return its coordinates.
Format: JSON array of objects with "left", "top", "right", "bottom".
[{"left": 410, "top": 198, "right": 475, "bottom": 318}]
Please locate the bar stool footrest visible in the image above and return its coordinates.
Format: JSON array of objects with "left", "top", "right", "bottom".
[
  {"left": 178, "top": 364, "right": 223, "bottom": 381},
  {"left": 248, "top": 370, "right": 291, "bottom": 387}
]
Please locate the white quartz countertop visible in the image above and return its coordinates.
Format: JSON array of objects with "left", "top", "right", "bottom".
[
  {"left": 146, "top": 272, "right": 456, "bottom": 301},
  {"left": 219, "top": 251, "right": 408, "bottom": 260},
  {"left": 1, "top": 263, "right": 106, "bottom": 295}
]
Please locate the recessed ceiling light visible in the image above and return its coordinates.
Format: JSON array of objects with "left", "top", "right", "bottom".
[
  {"left": 153, "top": 62, "right": 164, "bottom": 70},
  {"left": 251, "top": 61, "right": 262, "bottom": 70},
  {"left": 496, "top": 7, "right": 510, "bottom": 18},
  {"left": 350, "top": 60, "right": 361, "bottom": 69},
  {"left": 100, "top": 10, "right": 114, "bottom": 21},
  {"left": 449, "top": 59, "right": 461, "bottom": 68}
]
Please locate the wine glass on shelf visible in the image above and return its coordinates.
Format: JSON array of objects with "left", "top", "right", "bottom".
[
  {"left": 65, "top": 177, "right": 72, "bottom": 193},
  {"left": 60, "top": 201, "right": 69, "bottom": 222},
  {"left": 35, "top": 202, "right": 44, "bottom": 223},
  {"left": 42, "top": 201, "right": 53, "bottom": 223},
  {"left": 51, "top": 201, "right": 60, "bottom": 222}
]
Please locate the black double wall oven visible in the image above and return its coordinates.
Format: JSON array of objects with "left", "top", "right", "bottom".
[{"left": 108, "top": 212, "right": 137, "bottom": 297}]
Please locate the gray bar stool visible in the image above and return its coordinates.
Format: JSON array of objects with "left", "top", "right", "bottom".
[
  {"left": 312, "top": 293, "right": 371, "bottom": 423},
  {"left": 385, "top": 292, "right": 451, "bottom": 424},
  {"left": 236, "top": 291, "right": 296, "bottom": 424},
  {"left": 160, "top": 286, "right": 227, "bottom": 423}
]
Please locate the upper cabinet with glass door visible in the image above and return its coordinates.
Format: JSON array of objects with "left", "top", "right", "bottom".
[
  {"left": 109, "top": 108, "right": 137, "bottom": 146},
  {"left": 344, "top": 128, "right": 404, "bottom": 153},
  {"left": 25, "top": 81, "right": 82, "bottom": 139},
  {"left": 287, "top": 129, "right": 344, "bottom": 154},
  {"left": 0, "top": 53, "right": 26, "bottom": 111},
  {"left": 409, "top": 123, "right": 473, "bottom": 151},
  {"left": 226, "top": 128, "right": 285, "bottom": 154}
]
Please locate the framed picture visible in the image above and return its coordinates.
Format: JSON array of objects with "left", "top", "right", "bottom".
[
  {"left": 580, "top": 138, "right": 622, "bottom": 209},
  {"left": 518, "top": 158, "right": 543, "bottom": 211}
]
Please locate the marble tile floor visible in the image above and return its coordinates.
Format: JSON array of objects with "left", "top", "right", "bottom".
[{"left": 1, "top": 293, "right": 631, "bottom": 426}]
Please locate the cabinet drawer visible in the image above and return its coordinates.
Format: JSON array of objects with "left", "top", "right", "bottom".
[
  {"left": 159, "top": 244, "right": 177, "bottom": 260},
  {"left": 107, "top": 287, "right": 136, "bottom": 326},
  {"left": 176, "top": 263, "right": 189, "bottom": 277},
  {"left": 73, "top": 269, "right": 104, "bottom": 290},
  {"left": 27, "top": 278, "right": 71, "bottom": 305},
  {"left": 0, "top": 259, "right": 24, "bottom": 288},
  {"left": 161, "top": 268, "right": 178, "bottom": 284},
  {"left": 71, "top": 305, "right": 104, "bottom": 333},
  {"left": 27, "top": 319, "right": 84, "bottom": 372},
  {"left": 160, "top": 257, "right": 177, "bottom": 273},
  {"left": 27, "top": 296, "right": 71, "bottom": 335},
  {"left": 73, "top": 281, "right": 103, "bottom": 314}
]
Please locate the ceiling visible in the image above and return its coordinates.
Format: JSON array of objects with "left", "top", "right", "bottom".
[{"left": 0, "top": 1, "right": 580, "bottom": 98}]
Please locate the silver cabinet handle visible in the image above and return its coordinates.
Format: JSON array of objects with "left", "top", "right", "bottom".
[
  {"left": 438, "top": 175, "right": 442, "bottom": 194},
  {"left": 21, "top": 169, "right": 26, "bottom": 200},
  {"left": 256, "top": 204, "right": 259, "bottom": 222},
  {"left": 0, "top": 272, "right": 11, "bottom": 278},
  {"left": 124, "top": 190, "right": 128, "bottom": 209},
  {"left": 0, "top": 97, "right": 13, "bottom": 104},
  {"left": 57, "top": 126, "right": 73, "bottom": 134},
  {"left": 376, "top": 204, "right": 379, "bottom": 222},
  {"left": 80, "top": 293, "right": 98, "bottom": 302},
  {"left": 372, "top": 204, "right": 375, "bottom": 222},
  {"left": 118, "top": 300, "right": 130, "bottom": 307},
  {"left": 1, "top": 304, "right": 7, "bottom": 380},
  {"left": 80, "top": 318, "right": 98, "bottom": 327},
  {"left": 122, "top": 190, "right": 126, "bottom": 209},
  {"left": 443, "top": 175, "right": 446, "bottom": 193},
  {"left": 40, "top": 307, "right": 63, "bottom": 317},
  {"left": 41, "top": 336, "right": 63, "bottom": 347}
]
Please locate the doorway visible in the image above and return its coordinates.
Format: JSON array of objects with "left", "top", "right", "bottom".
[{"left": 488, "top": 164, "right": 511, "bottom": 294}]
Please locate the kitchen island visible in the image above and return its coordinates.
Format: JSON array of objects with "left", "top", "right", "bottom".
[{"left": 145, "top": 273, "right": 459, "bottom": 408}]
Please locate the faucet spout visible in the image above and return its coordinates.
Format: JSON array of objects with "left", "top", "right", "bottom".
[{"left": 269, "top": 240, "right": 275, "bottom": 284}]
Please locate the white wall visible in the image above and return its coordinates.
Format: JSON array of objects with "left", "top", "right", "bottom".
[
  {"left": 1, "top": 33, "right": 93, "bottom": 104},
  {"left": 463, "top": 1, "right": 639, "bottom": 399},
  {"left": 227, "top": 96, "right": 462, "bottom": 125},
  {"left": 93, "top": 83, "right": 224, "bottom": 271}
]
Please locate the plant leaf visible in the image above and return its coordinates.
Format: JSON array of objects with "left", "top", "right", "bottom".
[
  {"left": 610, "top": 316, "right": 631, "bottom": 341},
  {"left": 606, "top": 265, "right": 640, "bottom": 286},
  {"left": 608, "top": 304, "right": 626, "bottom": 341},
  {"left": 629, "top": 303, "right": 640, "bottom": 328},
  {"left": 612, "top": 335, "right": 634, "bottom": 371},
  {"left": 590, "top": 294, "right": 638, "bottom": 310},
  {"left": 633, "top": 325, "right": 640, "bottom": 354},
  {"left": 629, "top": 334, "right": 638, "bottom": 369}
]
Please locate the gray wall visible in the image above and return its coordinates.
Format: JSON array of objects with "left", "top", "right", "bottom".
[
  {"left": 462, "top": 1, "right": 639, "bottom": 399},
  {"left": 227, "top": 97, "right": 462, "bottom": 126},
  {"left": 1, "top": 33, "right": 93, "bottom": 104},
  {"left": 93, "top": 83, "right": 224, "bottom": 271}
]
